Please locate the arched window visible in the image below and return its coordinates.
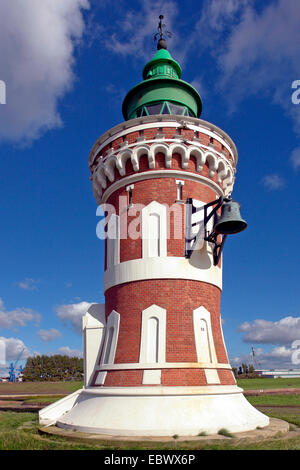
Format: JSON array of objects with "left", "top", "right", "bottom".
[
  {"left": 193, "top": 306, "right": 217, "bottom": 364},
  {"left": 139, "top": 305, "right": 166, "bottom": 385},
  {"left": 95, "top": 310, "right": 120, "bottom": 386},
  {"left": 142, "top": 201, "right": 167, "bottom": 258},
  {"left": 103, "top": 327, "right": 114, "bottom": 364},
  {"left": 107, "top": 214, "right": 120, "bottom": 268},
  {"left": 100, "top": 310, "right": 120, "bottom": 366},
  {"left": 147, "top": 317, "right": 159, "bottom": 363}
]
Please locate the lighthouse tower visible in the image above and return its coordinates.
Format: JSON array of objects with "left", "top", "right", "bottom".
[{"left": 42, "top": 19, "right": 269, "bottom": 436}]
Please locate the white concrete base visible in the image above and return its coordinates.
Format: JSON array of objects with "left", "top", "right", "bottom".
[
  {"left": 39, "top": 385, "right": 270, "bottom": 436},
  {"left": 39, "top": 389, "right": 83, "bottom": 427}
]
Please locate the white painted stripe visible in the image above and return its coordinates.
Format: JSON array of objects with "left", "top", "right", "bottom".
[
  {"left": 95, "top": 362, "right": 231, "bottom": 371},
  {"left": 83, "top": 385, "right": 243, "bottom": 396},
  {"left": 103, "top": 255, "right": 222, "bottom": 292}
]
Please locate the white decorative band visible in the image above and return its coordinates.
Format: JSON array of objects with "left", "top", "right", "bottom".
[
  {"left": 103, "top": 256, "right": 222, "bottom": 292},
  {"left": 95, "top": 362, "right": 232, "bottom": 371},
  {"left": 89, "top": 115, "right": 238, "bottom": 168},
  {"left": 84, "top": 385, "right": 243, "bottom": 396},
  {"left": 91, "top": 141, "right": 235, "bottom": 203}
]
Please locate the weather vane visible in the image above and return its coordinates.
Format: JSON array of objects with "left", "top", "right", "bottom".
[{"left": 154, "top": 15, "right": 172, "bottom": 50}]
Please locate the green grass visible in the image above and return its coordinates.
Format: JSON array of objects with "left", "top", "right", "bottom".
[
  {"left": 1, "top": 378, "right": 298, "bottom": 397},
  {"left": 237, "top": 377, "right": 300, "bottom": 390},
  {"left": 0, "top": 407, "right": 298, "bottom": 450},
  {"left": 23, "top": 395, "right": 65, "bottom": 404},
  {"left": 1, "top": 390, "right": 300, "bottom": 449},
  {"left": 217, "top": 428, "right": 234, "bottom": 438},
  {"left": 0, "top": 381, "right": 83, "bottom": 395},
  {"left": 246, "top": 394, "right": 300, "bottom": 406}
]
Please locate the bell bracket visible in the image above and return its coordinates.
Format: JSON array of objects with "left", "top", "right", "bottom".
[{"left": 185, "top": 196, "right": 232, "bottom": 265}]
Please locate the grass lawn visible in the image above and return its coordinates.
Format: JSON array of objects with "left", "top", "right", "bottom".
[
  {"left": 1, "top": 379, "right": 300, "bottom": 449},
  {"left": 1, "top": 378, "right": 299, "bottom": 396},
  {"left": 237, "top": 377, "right": 300, "bottom": 390},
  {"left": 1, "top": 393, "right": 300, "bottom": 450},
  {"left": 0, "top": 408, "right": 299, "bottom": 450},
  {"left": 246, "top": 394, "right": 300, "bottom": 406},
  {"left": 0, "top": 381, "right": 83, "bottom": 395}
]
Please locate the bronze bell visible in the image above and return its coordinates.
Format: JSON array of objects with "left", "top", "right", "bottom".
[{"left": 214, "top": 200, "right": 247, "bottom": 235}]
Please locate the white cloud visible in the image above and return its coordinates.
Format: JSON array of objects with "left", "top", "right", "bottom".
[
  {"left": 0, "top": 336, "right": 30, "bottom": 362},
  {"left": 231, "top": 345, "right": 296, "bottom": 370},
  {"left": 218, "top": 1, "right": 300, "bottom": 141},
  {"left": 0, "top": 0, "right": 89, "bottom": 143},
  {"left": 56, "top": 301, "right": 95, "bottom": 334},
  {"left": 0, "top": 298, "right": 40, "bottom": 330},
  {"left": 17, "top": 278, "right": 39, "bottom": 291},
  {"left": 37, "top": 328, "right": 62, "bottom": 342},
  {"left": 262, "top": 173, "right": 285, "bottom": 190},
  {"left": 238, "top": 316, "right": 300, "bottom": 345},
  {"left": 190, "top": 0, "right": 300, "bottom": 166},
  {"left": 55, "top": 346, "right": 82, "bottom": 358}
]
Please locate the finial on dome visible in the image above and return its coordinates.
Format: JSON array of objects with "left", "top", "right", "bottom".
[{"left": 154, "top": 14, "right": 172, "bottom": 50}]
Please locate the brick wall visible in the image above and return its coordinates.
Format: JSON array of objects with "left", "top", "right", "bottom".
[{"left": 100, "top": 280, "right": 231, "bottom": 387}]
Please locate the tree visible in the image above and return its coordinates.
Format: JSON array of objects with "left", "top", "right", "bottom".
[{"left": 22, "top": 355, "right": 83, "bottom": 381}]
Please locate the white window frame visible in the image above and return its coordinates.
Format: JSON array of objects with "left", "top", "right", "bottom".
[
  {"left": 139, "top": 304, "right": 166, "bottom": 385},
  {"left": 100, "top": 310, "right": 120, "bottom": 365},
  {"left": 142, "top": 201, "right": 167, "bottom": 258},
  {"left": 193, "top": 306, "right": 218, "bottom": 364},
  {"left": 139, "top": 304, "right": 166, "bottom": 364}
]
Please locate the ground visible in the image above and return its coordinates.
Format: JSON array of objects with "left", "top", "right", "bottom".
[{"left": 0, "top": 378, "right": 300, "bottom": 450}]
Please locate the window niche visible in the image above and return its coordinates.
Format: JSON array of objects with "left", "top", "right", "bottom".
[
  {"left": 139, "top": 304, "right": 166, "bottom": 385},
  {"left": 142, "top": 201, "right": 167, "bottom": 258}
]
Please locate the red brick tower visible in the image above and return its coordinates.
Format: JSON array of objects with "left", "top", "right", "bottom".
[{"left": 54, "top": 20, "right": 269, "bottom": 436}]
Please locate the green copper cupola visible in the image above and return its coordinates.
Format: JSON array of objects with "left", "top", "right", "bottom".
[{"left": 122, "top": 16, "right": 202, "bottom": 121}]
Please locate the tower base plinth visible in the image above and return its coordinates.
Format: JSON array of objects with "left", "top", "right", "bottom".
[{"left": 48, "top": 386, "right": 269, "bottom": 436}]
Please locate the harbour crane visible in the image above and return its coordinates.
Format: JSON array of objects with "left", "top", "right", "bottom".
[{"left": 7, "top": 348, "right": 25, "bottom": 382}]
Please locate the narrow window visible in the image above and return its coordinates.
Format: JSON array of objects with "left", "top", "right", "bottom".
[
  {"left": 139, "top": 305, "right": 166, "bottom": 385},
  {"left": 148, "top": 213, "right": 160, "bottom": 257},
  {"left": 139, "top": 305, "right": 166, "bottom": 364},
  {"left": 175, "top": 180, "right": 184, "bottom": 202},
  {"left": 147, "top": 317, "right": 159, "bottom": 363},
  {"left": 193, "top": 306, "right": 217, "bottom": 364},
  {"left": 142, "top": 201, "right": 167, "bottom": 258},
  {"left": 100, "top": 310, "right": 120, "bottom": 365},
  {"left": 107, "top": 214, "right": 120, "bottom": 268},
  {"left": 103, "top": 327, "right": 114, "bottom": 364},
  {"left": 197, "top": 319, "right": 212, "bottom": 363}
]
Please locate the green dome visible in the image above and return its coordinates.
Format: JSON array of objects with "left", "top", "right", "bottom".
[
  {"left": 143, "top": 48, "right": 182, "bottom": 80},
  {"left": 122, "top": 48, "right": 202, "bottom": 121}
]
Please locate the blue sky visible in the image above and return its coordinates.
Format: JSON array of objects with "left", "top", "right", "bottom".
[{"left": 1, "top": 0, "right": 300, "bottom": 374}]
